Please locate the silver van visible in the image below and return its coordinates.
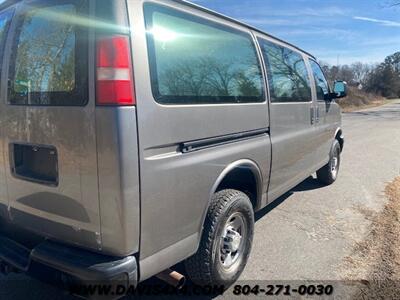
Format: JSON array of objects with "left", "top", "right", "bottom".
[{"left": 0, "top": 0, "right": 346, "bottom": 293}]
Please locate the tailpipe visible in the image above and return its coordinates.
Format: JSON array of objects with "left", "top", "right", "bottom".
[{"left": 156, "top": 269, "right": 186, "bottom": 289}]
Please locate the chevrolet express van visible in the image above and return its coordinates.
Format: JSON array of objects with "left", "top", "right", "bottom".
[{"left": 0, "top": 0, "right": 346, "bottom": 293}]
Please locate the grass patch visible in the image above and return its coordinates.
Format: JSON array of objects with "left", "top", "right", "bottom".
[
  {"left": 337, "top": 87, "right": 387, "bottom": 112},
  {"left": 341, "top": 177, "right": 400, "bottom": 298}
]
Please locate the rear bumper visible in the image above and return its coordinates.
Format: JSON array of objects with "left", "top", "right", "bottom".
[{"left": 0, "top": 234, "right": 137, "bottom": 285}]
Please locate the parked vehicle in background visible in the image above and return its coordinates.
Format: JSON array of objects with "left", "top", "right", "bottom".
[{"left": 0, "top": 0, "right": 346, "bottom": 296}]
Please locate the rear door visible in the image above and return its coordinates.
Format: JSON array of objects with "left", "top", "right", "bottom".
[
  {"left": 1, "top": 0, "right": 101, "bottom": 250},
  {"left": 257, "top": 37, "right": 320, "bottom": 201},
  {"left": 0, "top": 7, "right": 14, "bottom": 220}
]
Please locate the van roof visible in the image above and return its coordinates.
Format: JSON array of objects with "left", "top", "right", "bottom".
[{"left": 175, "top": 0, "right": 316, "bottom": 60}]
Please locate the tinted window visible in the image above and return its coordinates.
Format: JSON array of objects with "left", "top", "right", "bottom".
[
  {"left": 310, "top": 60, "right": 330, "bottom": 101},
  {"left": 144, "top": 4, "right": 264, "bottom": 105},
  {"left": 9, "top": 1, "right": 88, "bottom": 106},
  {"left": 259, "top": 39, "right": 311, "bottom": 103}
]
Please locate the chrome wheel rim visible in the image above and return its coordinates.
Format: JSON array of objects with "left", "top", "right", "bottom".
[
  {"left": 219, "top": 212, "right": 247, "bottom": 270},
  {"left": 330, "top": 150, "right": 339, "bottom": 178}
]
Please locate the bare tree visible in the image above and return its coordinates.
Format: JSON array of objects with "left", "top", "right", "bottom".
[
  {"left": 351, "top": 62, "right": 369, "bottom": 85},
  {"left": 159, "top": 56, "right": 262, "bottom": 101}
]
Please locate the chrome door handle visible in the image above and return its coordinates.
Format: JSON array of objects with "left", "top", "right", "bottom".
[
  {"left": 316, "top": 106, "right": 320, "bottom": 123},
  {"left": 310, "top": 107, "right": 315, "bottom": 125}
]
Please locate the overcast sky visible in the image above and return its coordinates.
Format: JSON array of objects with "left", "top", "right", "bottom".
[{"left": 190, "top": 0, "right": 400, "bottom": 65}]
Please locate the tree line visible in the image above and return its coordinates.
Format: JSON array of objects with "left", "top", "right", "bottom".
[{"left": 320, "top": 52, "right": 400, "bottom": 99}]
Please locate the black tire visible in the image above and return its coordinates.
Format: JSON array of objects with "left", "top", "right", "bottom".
[
  {"left": 317, "top": 139, "right": 341, "bottom": 185},
  {"left": 185, "top": 189, "right": 254, "bottom": 287}
]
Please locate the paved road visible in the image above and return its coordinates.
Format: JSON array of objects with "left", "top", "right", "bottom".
[{"left": 1, "top": 101, "right": 400, "bottom": 299}]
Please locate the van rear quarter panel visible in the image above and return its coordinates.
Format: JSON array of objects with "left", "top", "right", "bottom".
[
  {"left": 127, "top": 0, "right": 271, "bottom": 277},
  {"left": 95, "top": 107, "right": 140, "bottom": 256}
]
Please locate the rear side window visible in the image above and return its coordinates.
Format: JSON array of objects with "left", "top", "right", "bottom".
[
  {"left": 8, "top": 0, "right": 88, "bottom": 106},
  {"left": 309, "top": 60, "right": 330, "bottom": 101},
  {"left": 259, "top": 39, "right": 311, "bottom": 103},
  {"left": 144, "top": 4, "right": 264, "bottom": 105}
]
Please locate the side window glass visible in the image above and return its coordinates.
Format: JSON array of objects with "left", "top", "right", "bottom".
[
  {"left": 310, "top": 60, "right": 330, "bottom": 101},
  {"left": 8, "top": 1, "right": 88, "bottom": 106},
  {"left": 144, "top": 4, "right": 264, "bottom": 105},
  {"left": 259, "top": 39, "right": 311, "bottom": 103}
]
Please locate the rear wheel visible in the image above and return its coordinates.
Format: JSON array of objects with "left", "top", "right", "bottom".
[
  {"left": 185, "top": 189, "right": 254, "bottom": 287},
  {"left": 317, "top": 140, "right": 341, "bottom": 185}
]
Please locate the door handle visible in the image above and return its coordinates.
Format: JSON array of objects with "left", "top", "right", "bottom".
[
  {"left": 310, "top": 107, "right": 315, "bottom": 125},
  {"left": 316, "top": 106, "right": 320, "bottom": 123}
]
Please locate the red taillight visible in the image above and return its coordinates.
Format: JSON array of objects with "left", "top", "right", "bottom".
[{"left": 96, "top": 35, "right": 135, "bottom": 106}]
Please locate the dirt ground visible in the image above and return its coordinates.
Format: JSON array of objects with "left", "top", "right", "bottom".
[
  {"left": 341, "top": 177, "right": 400, "bottom": 299},
  {"left": 340, "top": 99, "right": 389, "bottom": 113}
]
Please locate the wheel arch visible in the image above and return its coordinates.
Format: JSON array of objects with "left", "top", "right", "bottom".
[{"left": 197, "top": 159, "right": 263, "bottom": 240}]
